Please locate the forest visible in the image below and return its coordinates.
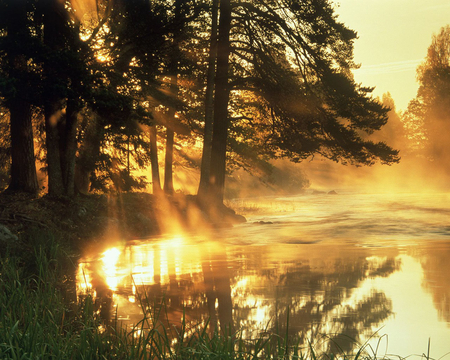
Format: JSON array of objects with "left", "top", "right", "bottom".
[
  {"left": 0, "top": 0, "right": 405, "bottom": 207},
  {"left": 1, "top": 0, "right": 450, "bottom": 221}
]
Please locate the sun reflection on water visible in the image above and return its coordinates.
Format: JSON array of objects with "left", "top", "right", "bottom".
[
  {"left": 75, "top": 200, "right": 450, "bottom": 357},
  {"left": 77, "top": 237, "right": 403, "bottom": 350},
  {"left": 102, "top": 247, "right": 121, "bottom": 291}
]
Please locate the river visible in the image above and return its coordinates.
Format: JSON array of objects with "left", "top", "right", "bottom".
[{"left": 77, "top": 190, "right": 450, "bottom": 357}]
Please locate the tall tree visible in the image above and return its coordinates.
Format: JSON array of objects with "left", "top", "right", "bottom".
[
  {"left": 163, "top": 0, "right": 184, "bottom": 195},
  {"left": 0, "top": 1, "right": 39, "bottom": 194},
  {"left": 207, "top": 0, "right": 232, "bottom": 205},
  {"left": 149, "top": 124, "right": 162, "bottom": 193},
  {"left": 25, "top": 0, "right": 92, "bottom": 197},
  {"left": 41, "top": 0, "right": 69, "bottom": 196},
  {"left": 203, "top": 0, "right": 399, "bottom": 205},
  {"left": 82, "top": 0, "right": 167, "bottom": 192},
  {"left": 414, "top": 25, "right": 450, "bottom": 162},
  {"left": 197, "top": 0, "right": 219, "bottom": 198}
]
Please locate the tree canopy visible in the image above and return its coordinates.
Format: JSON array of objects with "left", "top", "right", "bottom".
[
  {"left": 0, "top": 0, "right": 399, "bottom": 204},
  {"left": 403, "top": 25, "right": 450, "bottom": 163}
]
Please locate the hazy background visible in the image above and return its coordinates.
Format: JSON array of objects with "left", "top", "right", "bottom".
[{"left": 335, "top": 0, "right": 450, "bottom": 111}]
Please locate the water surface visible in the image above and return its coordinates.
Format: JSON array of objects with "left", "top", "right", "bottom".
[{"left": 77, "top": 191, "right": 450, "bottom": 357}]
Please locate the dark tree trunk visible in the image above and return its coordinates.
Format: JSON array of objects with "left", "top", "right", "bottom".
[
  {"left": 74, "top": 166, "right": 90, "bottom": 194},
  {"left": 5, "top": 2, "right": 38, "bottom": 194},
  {"left": 45, "top": 102, "right": 65, "bottom": 196},
  {"left": 208, "top": 0, "right": 232, "bottom": 205},
  {"left": 198, "top": 0, "right": 219, "bottom": 199},
  {"left": 8, "top": 100, "right": 38, "bottom": 194},
  {"left": 164, "top": 121, "right": 175, "bottom": 195},
  {"left": 163, "top": 72, "right": 176, "bottom": 195},
  {"left": 149, "top": 125, "right": 162, "bottom": 194},
  {"left": 75, "top": 116, "right": 102, "bottom": 194},
  {"left": 42, "top": 0, "right": 80, "bottom": 197},
  {"left": 163, "top": 0, "right": 183, "bottom": 195},
  {"left": 43, "top": 0, "right": 67, "bottom": 197},
  {"left": 61, "top": 96, "right": 80, "bottom": 196}
]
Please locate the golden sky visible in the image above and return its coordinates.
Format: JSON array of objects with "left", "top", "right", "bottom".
[{"left": 334, "top": 0, "right": 450, "bottom": 111}]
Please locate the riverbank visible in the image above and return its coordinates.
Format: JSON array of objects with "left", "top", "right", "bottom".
[{"left": 0, "top": 191, "right": 246, "bottom": 256}]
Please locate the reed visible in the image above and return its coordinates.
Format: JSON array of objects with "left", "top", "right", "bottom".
[{"left": 0, "top": 232, "right": 430, "bottom": 359}]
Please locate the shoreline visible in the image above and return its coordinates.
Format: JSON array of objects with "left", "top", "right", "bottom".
[{"left": 0, "top": 191, "right": 246, "bottom": 255}]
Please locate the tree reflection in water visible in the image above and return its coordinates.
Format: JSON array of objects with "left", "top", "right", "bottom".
[
  {"left": 416, "top": 241, "right": 450, "bottom": 324},
  {"left": 76, "top": 237, "right": 399, "bottom": 351}
]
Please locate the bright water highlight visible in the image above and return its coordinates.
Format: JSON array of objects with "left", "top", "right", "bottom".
[{"left": 77, "top": 191, "right": 450, "bottom": 357}]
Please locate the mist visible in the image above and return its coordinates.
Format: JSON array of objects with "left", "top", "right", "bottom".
[{"left": 220, "top": 91, "right": 449, "bottom": 198}]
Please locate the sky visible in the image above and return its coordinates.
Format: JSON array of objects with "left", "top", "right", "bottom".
[{"left": 333, "top": 0, "right": 450, "bottom": 111}]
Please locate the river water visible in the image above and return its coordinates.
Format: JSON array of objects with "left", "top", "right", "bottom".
[{"left": 77, "top": 190, "right": 450, "bottom": 357}]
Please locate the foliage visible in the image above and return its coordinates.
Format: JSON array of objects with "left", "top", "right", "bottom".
[
  {"left": 0, "top": 0, "right": 401, "bottom": 198},
  {"left": 224, "top": 0, "right": 399, "bottom": 167},
  {"left": 402, "top": 25, "right": 450, "bottom": 161}
]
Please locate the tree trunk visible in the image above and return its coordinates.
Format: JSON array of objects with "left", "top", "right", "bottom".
[
  {"left": 149, "top": 124, "right": 162, "bottom": 194},
  {"left": 43, "top": 0, "right": 67, "bottom": 197},
  {"left": 61, "top": 96, "right": 80, "bottom": 196},
  {"left": 164, "top": 121, "right": 175, "bottom": 195},
  {"left": 163, "top": 72, "right": 176, "bottom": 195},
  {"left": 198, "top": 0, "right": 219, "bottom": 199},
  {"left": 8, "top": 100, "right": 39, "bottom": 194},
  {"left": 208, "top": 0, "right": 232, "bottom": 205},
  {"left": 5, "top": 1, "right": 38, "bottom": 194},
  {"left": 74, "top": 166, "right": 90, "bottom": 194},
  {"left": 45, "top": 102, "right": 65, "bottom": 196},
  {"left": 75, "top": 115, "right": 102, "bottom": 194},
  {"left": 163, "top": 0, "right": 183, "bottom": 195}
]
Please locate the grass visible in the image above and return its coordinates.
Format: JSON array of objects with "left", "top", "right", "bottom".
[{"left": 0, "top": 231, "right": 441, "bottom": 359}]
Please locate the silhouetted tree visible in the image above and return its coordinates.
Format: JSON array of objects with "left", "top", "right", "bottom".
[
  {"left": 203, "top": 0, "right": 399, "bottom": 205},
  {"left": 92, "top": 0, "right": 202, "bottom": 193},
  {"left": 207, "top": 0, "right": 232, "bottom": 205},
  {"left": 198, "top": 0, "right": 219, "bottom": 198},
  {"left": 0, "top": 1, "right": 39, "bottom": 194},
  {"left": 77, "top": 0, "right": 168, "bottom": 192},
  {"left": 39, "top": 0, "right": 87, "bottom": 196}
]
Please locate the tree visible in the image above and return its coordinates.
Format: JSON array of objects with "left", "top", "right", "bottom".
[
  {"left": 162, "top": 0, "right": 182, "bottom": 195},
  {"left": 202, "top": 0, "right": 399, "bottom": 205},
  {"left": 368, "top": 93, "right": 406, "bottom": 154},
  {"left": 74, "top": 0, "right": 168, "bottom": 193},
  {"left": 0, "top": 0, "right": 399, "bottom": 201},
  {"left": 0, "top": 0, "right": 102, "bottom": 197},
  {"left": 33, "top": 0, "right": 97, "bottom": 197},
  {"left": 98, "top": 0, "right": 196, "bottom": 194},
  {"left": 40, "top": 0, "right": 85, "bottom": 196},
  {"left": 414, "top": 25, "right": 450, "bottom": 162},
  {"left": 149, "top": 124, "right": 162, "bottom": 193},
  {"left": 0, "top": 1, "right": 39, "bottom": 194},
  {"left": 401, "top": 98, "right": 426, "bottom": 155},
  {"left": 197, "top": 0, "right": 219, "bottom": 198},
  {"left": 207, "top": 0, "right": 232, "bottom": 205}
]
